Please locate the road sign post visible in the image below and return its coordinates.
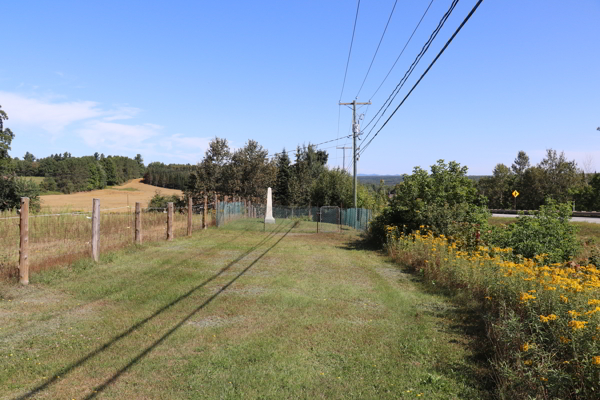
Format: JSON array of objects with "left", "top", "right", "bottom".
[{"left": 512, "top": 190, "right": 520, "bottom": 210}]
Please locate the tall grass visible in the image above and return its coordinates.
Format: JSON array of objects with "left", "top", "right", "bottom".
[
  {"left": 385, "top": 226, "right": 600, "bottom": 399},
  {"left": 0, "top": 207, "right": 214, "bottom": 280}
]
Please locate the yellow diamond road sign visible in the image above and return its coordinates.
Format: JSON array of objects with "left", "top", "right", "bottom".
[{"left": 512, "top": 190, "right": 520, "bottom": 198}]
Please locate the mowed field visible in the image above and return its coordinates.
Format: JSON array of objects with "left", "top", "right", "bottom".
[{"left": 40, "top": 179, "right": 182, "bottom": 212}]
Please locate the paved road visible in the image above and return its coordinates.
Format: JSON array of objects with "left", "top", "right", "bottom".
[{"left": 492, "top": 214, "right": 600, "bottom": 224}]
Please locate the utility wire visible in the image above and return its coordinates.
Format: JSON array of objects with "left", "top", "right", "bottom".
[
  {"left": 339, "top": 0, "right": 361, "bottom": 101},
  {"left": 355, "top": 0, "right": 398, "bottom": 98},
  {"left": 368, "top": 0, "right": 436, "bottom": 102},
  {"left": 269, "top": 134, "right": 354, "bottom": 158},
  {"left": 360, "top": 0, "right": 484, "bottom": 156},
  {"left": 360, "top": 0, "right": 458, "bottom": 145}
]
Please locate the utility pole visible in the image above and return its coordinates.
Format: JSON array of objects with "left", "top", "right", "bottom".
[
  {"left": 339, "top": 100, "right": 371, "bottom": 208},
  {"left": 336, "top": 146, "right": 352, "bottom": 170}
]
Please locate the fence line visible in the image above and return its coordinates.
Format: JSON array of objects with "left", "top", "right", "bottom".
[{"left": 2, "top": 196, "right": 372, "bottom": 285}]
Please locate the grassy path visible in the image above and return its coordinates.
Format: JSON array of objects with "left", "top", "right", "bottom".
[{"left": 1, "top": 220, "right": 490, "bottom": 399}]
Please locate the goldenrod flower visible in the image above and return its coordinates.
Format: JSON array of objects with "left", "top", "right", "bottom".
[
  {"left": 559, "top": 336, "right": 571, "bottom": 344},
  {"left": 539, "top": 314, "right": 558, "bottom": 323},
  {"left": 568, "top": 320, "right": 588, "bottom": 330}
]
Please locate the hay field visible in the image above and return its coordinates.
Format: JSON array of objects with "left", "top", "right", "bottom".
[{"left": 40, "top": 178, "right": 183, "bottom": 212}]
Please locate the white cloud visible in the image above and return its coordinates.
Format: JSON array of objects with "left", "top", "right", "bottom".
[
  {"left": 1, "top": 90, "right": 209, "bottom": 164},
  {"left": 78, "top": 121, "right": 162, "bottom": 147},
  {"left": 103, "top": 106, "right": 141, "bottom": 121},
  {"left": 0, "top": 91, "right": 103, "bottom": 134}
]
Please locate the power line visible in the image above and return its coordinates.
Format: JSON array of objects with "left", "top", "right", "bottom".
[
  {"left": 360, "top": 0, "right": 458, "bottom": 145},
  {"left": 360, "top": 0, "right": 484, "bottom": 156},
  {"left": 355, "top": 0, "right": 398, "bottom": 98},
  {"left": 368, "top": 0, "right": 436, "bottom": 101},
  {"left": 268, "top": 134, "right": 354, "bottom": 159},
  {"left": 339, "top": 0, "right": 361, "bottom": 101}
]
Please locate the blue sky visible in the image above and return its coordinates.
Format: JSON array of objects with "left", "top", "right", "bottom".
[{"left": 1, "top": 0, "right": 599, "bottom": 175}]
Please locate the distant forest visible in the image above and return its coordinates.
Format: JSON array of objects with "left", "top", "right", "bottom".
[
  {"left": 11, "top": 152, "right": 145, "bottom": 194},
  {"left": 359, "top": 175, "right": 487, "bottom": 187},
  {"left": 143, "top": 162, "right": 193, "bottom": 190}
]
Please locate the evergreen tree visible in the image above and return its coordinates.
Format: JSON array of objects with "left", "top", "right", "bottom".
[{"left": 274, "top": 149, "right": 292, "bottom": 205}]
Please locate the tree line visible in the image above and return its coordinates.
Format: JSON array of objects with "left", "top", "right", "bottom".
[
  {"left": 11, "top": 152, "right": 145, "bottom": 194},
  {"left": 477, "top": 149, "right": 600, "bottom": 211},
  {"left": 143, "top": 162, "right": 193, "bottom": 190},
  {"left": 182, "top": 137, "right": 387, "bottom": 210}
]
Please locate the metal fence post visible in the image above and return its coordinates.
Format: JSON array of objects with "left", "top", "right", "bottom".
[{"left": 19, "top": 197, "right": 29, "bottom": 285}]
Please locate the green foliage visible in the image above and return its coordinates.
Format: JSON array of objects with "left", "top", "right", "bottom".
[
  {"left": 143, "top": 162, "right": 192, "bottom": 190},
  {"left": 369, "top": 160, "right": 489, "bottom": 245},
  {"left": 478, "top": 149, "right": 584, "bottom": 211},
  {"left": 147, "top": 191, "right": 183, "bottom": 210},
  {"left": 10, "top": 152, "right": 142, "bottom": 194},
  {"left": 0, "top": 176, "right": 41, "bottom": 212},
  {"left": 274, "top": 150, "right": 292, "bottom": 205},
  {"left": 485, "top": 199, "right": 580, "bottom": 263},
  {"left": 0, "top": 105, "right": 15, "bottom": 173}
]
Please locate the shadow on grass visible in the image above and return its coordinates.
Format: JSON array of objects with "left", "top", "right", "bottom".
[
  {"left": 336, "top": 234, "right": 383, "bottom": 252},
  {"left": 15, "top": 221, "right": 297, "bottom": 400}
]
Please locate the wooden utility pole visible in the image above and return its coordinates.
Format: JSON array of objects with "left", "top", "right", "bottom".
[
  {"left": 336, "top": 146, "right": 352, "bottom": 171},
  {"left": 19, "top": 197, "right": 29, "bottom": 285},
  {"left": 92, "top": 199, "right": 100, "bottom": 262},
  {"left": 339, "top": 100, "right": 371, "bottom": 208},
  {"left": 135, "top": 202, "right": 142, "bottom": 244}
]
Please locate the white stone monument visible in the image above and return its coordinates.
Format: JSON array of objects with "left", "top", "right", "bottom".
[{"left": 264, "top": 187, "right": 276, "bottom": 224}]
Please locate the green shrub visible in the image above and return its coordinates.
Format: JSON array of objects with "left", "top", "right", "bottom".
[
  {"left": 147, "top": 191, "right": 183, "bottom": 210},
  {"left": 484, "top": 199, "right": 579, "bottom": 263},
  {"left": 0, "top": 175, "right": 41, "bottom": 212},
  {"left": 369, "top": 160, "right": 489, "bottom": 246}
]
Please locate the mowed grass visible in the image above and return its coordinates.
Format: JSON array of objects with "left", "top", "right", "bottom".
[{"left": 1, "top": 220, "right": 490, "bottom": 399}]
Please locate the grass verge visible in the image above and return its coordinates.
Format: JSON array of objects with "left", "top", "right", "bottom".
[{"left": 1, "top": 220, "right": 491, "bottom": 399}]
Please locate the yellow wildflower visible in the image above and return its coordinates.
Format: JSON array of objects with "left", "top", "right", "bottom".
[
  {"left": 568, "top": 320, "right": 588, "bottom": 330},
  {"left": 539, "top": 314, "right": 558, "bottom": 323},
  {"left": 560, "top": 295, "right": 569, "bottom": 303},
  {"left": 559, "top": 336, "right": 571, "bottom": 344},
  {"left": 519, "top": 292, "right": 536, "bottom": 302},
  {"left": 594, "top": 356, "right": 600, "bottom": 365},
  {"left": 521, "top": 343, "right": 530, "bottom": 352}
]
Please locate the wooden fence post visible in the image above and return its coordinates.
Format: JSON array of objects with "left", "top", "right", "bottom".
[
  {"left": 135, "top": 202, "right": 142, "bottom": 244},
  {"left": 92, "top": 198, "right": 100, "bottom": 262},
  {"left": 187, "top": 197, "right": 193, "bottom": 236},
  {"left": 19, "top": 197, "right": 29, "bottom": 285},
  {"left": 203, "top": 195, "right": 208, "bottom": 229},
  {"left": 167, "top": 202, "right": 173, "bottom": 241}
]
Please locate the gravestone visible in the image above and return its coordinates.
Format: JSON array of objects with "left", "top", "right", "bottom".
[{"left": 264, "top": 187, "right": 275, "bottom": 224}]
